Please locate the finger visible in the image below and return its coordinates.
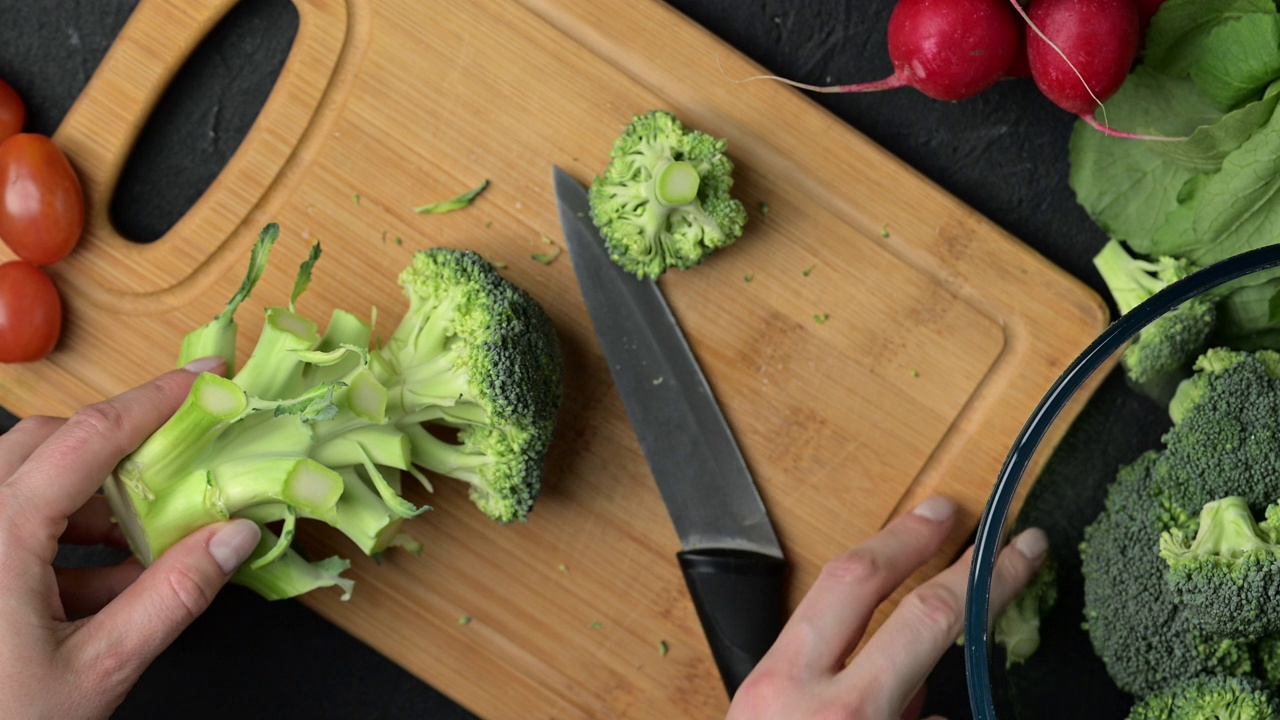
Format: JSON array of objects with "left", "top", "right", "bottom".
[
  {"left": 0, "top": 415, "right": 65, "bottom": 483},
  {"left": 54, "top": 563, "right": 144, "bottom": 619},
  {"left": 69, "top": 518, "right": 259, "bottom": 691},
  {"left": 5, "top": 362, "right": 220, "bottom": 527},
  {"left": 60, "top": 495, "right": 127, "bottom": 548},
  {"left": 761, "top": 496, "right": 958, "bottom": 675},
  {"left": 902, "top": 682, "right": 927, "bottom": 720},
  {"left": 844, "top": 529, "right": 1048, "bottom": 717}
]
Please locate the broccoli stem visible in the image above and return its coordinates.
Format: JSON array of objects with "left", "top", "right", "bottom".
[
  {"left": 655, "top": 160, "right": 700, "bottom": 205},
  {"left": 176, "top": 224, "right": 279, "bottom": 374},
  {"left": 401, "top": 422, "right": 491, "bottom": 483},
  {"left": 210, "top": 456, "right": 345, "bottom": 519},
  {"left": 231, "top": 531, "right": 354, "bottom": 601},
  {"left": 1093, "top": 239, "right": 1167, "bottom": 315},
  {"left": 233, "top": 307, "right": 319, "bottom": 399},
  {"left": 116, "top": 373, "right": 248, "bottom": 497},
  {"left": 1160, "top": 496, "right": 1271, "bottom": 563},
  {"left": 321, "top": 467, "right": 409, "bottom": 554},
  {"left": 313, "top": 424, "right": 412, "bottom": 470},
  {"left": 302, "top": 309, "right": 373, "bottom": 385}
]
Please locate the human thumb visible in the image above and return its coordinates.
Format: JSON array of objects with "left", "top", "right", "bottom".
[{"left": 75, "top": 519, "right": 261, "bottom": 684}]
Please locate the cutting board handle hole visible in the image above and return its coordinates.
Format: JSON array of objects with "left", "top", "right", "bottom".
[{"left": 109, "top": 0, "right": 298, "bottom": 243}]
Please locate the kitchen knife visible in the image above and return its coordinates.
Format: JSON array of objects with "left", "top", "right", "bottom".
[{"left": 552, "top": 166, "right": 787, "bottom": 697}]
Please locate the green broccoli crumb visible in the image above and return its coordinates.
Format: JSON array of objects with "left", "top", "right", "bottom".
[{"left": 813, "top": 313, "right": 829, "bottom": 325}]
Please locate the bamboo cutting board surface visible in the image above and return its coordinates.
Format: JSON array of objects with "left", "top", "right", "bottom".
[{"left": 0, "top": 0, "right": 1109, "bottom": 717}]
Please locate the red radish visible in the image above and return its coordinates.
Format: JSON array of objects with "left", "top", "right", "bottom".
[
  {"left": 1006, "top": 21, "right": 1033, "bottom": 78},
  {"left": 748, "top": 0, "right": 1019, "bottom": 101},
  {"left": 1024, "top": 0, "right": 1139, "bottom": 116}
]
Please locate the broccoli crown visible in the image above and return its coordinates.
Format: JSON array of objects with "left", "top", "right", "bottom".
[
  {"left": 1123, "top": 298, "right": 1217, "bottom": 386},
  {"left": 1126, "top": 675, "right": 1278, "bottom": 720},
  {"left": 1084, "top": 350, "right": 1280, "bottom": 696},
  {"left": 1155, "top": 352, "right": 1280, "bottom": 513},
  {"left": 378, "top": 248, "right": 564, "bottom": 522},
  {"left": 1093, "top": 239, "right": 1213, "bottom": 385},
  {"left": 588, "top": 110, "right": 747, "bottom": 279},
  {"left": 1160, "top": 496, "right": 1280, "bottom": 638},
  {"left": 993, "top": 556, "right": 1058, "bottom": 668},
  {"left": 1082, "top": 451, "right": 1250, "bottom": 696}
]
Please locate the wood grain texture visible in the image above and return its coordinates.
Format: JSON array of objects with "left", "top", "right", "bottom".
[{"left": 0, "top": 0, "right": 1108, "bottom": 717}]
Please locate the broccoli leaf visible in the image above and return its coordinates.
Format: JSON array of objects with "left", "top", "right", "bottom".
[{"left": 414, "top": 179, "right": 489, "bottom": 214}]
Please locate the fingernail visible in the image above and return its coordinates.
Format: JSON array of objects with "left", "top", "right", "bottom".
[
  {"left": 209, "top": 519, "right": 261, "bottom": 575},
  {"left": 1012, "top": 528, "right": 1049, "bottom": 562},
  {"left": 182, "top": 355, "right": 224, "bottom": 374},
  {"left": 911, "top": 496, "right": 957, "bottom": 523}
]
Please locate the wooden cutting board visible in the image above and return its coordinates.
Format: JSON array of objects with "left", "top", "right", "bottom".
[{"left": 0, "top": 0, "right": 1109, "bottom": 716}]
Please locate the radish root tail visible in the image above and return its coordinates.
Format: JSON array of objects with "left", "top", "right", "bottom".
[
  {"left": 716, "top": 53, "right": 908, "bottom": 94},
  {"left": 1078, "top": 113, "right": 1187, "bottom": 142}
]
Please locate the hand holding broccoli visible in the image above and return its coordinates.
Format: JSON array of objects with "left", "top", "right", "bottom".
[{"left": 0, "top": 361, "right": 259, "bottom": 719}]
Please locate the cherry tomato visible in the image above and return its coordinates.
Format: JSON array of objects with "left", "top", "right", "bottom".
[
  {"left": 0, "top": 77, "right": 23, "bottom": 141},
  {"left": 0, "top": 261, "right": 62, "bottom": 362},
  {"left": 0, "top": 133, "right": 84, "bottom": 265}
]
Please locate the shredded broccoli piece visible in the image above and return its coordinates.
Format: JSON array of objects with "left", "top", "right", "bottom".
[
  {"left": 1126, "top": 676, "right": 1278, "bottom": 719},
  {"left": 1092, "top": 239, "right": 1215, "bottom": 386},
  {"left": 588, "top": 110, "right": 747, "bottom": 279}
]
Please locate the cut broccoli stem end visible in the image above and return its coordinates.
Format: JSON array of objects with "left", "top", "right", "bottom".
[
  {"left": 211, "top": 457, "right": 345, "bottom": 522},
  {"left": 655, "top": 160, "right": 700, "bottom": 206},
  {"left": 1161, "top": 496, "right": 1273, "bottom": 565},
  {"left": 118, "top": 373, "right": 248, "bottom": 497},
  {"left": 232, "top": 307, "right": 320, "bottom": 399}
]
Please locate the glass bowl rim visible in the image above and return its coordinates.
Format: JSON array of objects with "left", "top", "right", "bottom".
[{"left": 963, "top": 243, "right": 1280, "bottom": 719}]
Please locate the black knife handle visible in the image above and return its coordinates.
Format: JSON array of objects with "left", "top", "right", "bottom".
[{"left": 678, "top": 548, "right": 788, "bottom": 698}]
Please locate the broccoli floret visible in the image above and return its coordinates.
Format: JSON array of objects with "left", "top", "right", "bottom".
[
  {"left": 1093, "top": 239, "right": 1215, "bottom": 386},
  {"left": 1082, "top": 451, "right": 1253, "bottom": 696},
  {"left": 1154, "top": 352, "right": 1280, "bottom": 514},
  {"left": 994, "top": 557, "right": 1058, "bottom": 668},
  {"left": 1160, "top": 496, "right": 1280, "bottom": 638},
  {"left": 588, "top": 110, "right": 747, "bottom": 279},
  {"left": 1126, "top": 676, "right": 1278, "bottom": 720},
  {"left": 375, "top": 248, "right": 564, "bottom": 523}
]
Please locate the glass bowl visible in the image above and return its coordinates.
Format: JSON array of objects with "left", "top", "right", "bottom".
[{"left": 962, "top": 243, "right": 1280, "bottom": 719}]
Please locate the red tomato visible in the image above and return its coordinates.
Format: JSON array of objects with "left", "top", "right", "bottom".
[
  {"left": 0, "top": 78, "right": 23, "bottom": 141},
  {"left": 0, "top": 261, "right": 61, "bottom": 362},
  {"left": 0, "top": 134, "right": 84, "bottom": 265}
]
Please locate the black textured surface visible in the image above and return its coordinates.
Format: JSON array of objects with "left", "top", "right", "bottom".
[{"left": 0, "top": 1, "right": 1162, "bottom": 718}]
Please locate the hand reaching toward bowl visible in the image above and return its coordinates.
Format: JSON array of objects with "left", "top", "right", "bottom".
[{"left": 726, "top": 496, "right": 1048, "bottom": 720}]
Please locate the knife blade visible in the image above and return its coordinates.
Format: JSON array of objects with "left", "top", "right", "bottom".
[{"left": 553, "top": 166, "right": 786, "bottom": 697}]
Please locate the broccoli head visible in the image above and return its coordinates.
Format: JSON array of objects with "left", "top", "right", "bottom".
[
  {"left": 588, "top": 110, "right": 747, "bottom": 279},
  {"left": 1092, "top": 239, "right": 1215, "bottom": 387},
  {"left": 375, "top": 248, "right": 564, "bottom": 523},
  {"left": 1126, "top": 676, "right": 1278, "bottom": 720},
  {"left": 1081, "top": 451, "right": 1254, "bottom": 696},
  {"left": 1154, "top": 351, "right": 1280, "bottom": 514},
  {"left": 1160, "top": 496, "right": 1280, "bottom": 638}
]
